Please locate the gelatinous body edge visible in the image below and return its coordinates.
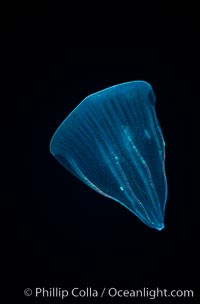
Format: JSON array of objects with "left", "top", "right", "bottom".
[{"left": 50, "top": 80, "right": 154, "bottom": 153}]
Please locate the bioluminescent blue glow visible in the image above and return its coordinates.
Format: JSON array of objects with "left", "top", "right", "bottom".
[{"left": 50, "top": 81, "right": 168, "bottom": 230}]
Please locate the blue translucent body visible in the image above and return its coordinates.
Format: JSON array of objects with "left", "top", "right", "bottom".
[{"left": 50, "top": 81, "right": 168, "bottom": 230}]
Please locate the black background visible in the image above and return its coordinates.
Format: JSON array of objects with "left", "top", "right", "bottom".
[{"left": 7, "top": 12, "right": 199, "bottom": 304}]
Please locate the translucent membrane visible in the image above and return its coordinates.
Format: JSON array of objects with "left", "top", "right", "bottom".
[{"left": 50, "top": 81, "right": 168, "bottom": 230}]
